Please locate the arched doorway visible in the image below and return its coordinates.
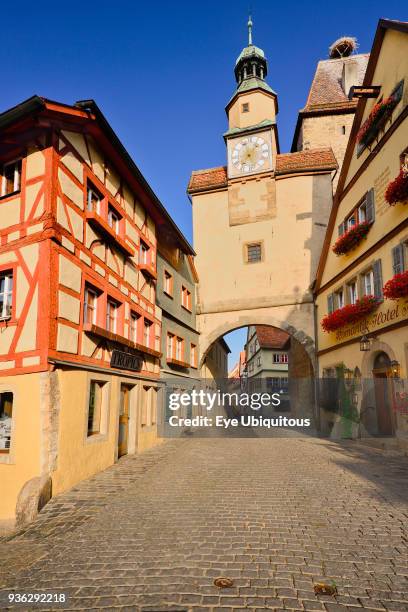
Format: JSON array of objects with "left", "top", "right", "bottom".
[{"left": 372, "top": 351, "right": 394, "bottom": 436}]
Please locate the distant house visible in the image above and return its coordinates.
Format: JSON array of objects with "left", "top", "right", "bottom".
[{"left": 245, "top": 325, "right": 290, "bottom": 392}]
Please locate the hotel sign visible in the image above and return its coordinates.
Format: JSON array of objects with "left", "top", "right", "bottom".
[
  {"left": 110, "top": 349, "right": 143, "bottom": 372},
  {"left": 335, "top": 298, "right": 408, "bottom": 342}
]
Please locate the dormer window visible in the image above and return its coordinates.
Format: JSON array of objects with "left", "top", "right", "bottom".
[
  {"left": 87, "top": 181, "right": 102, "bottom": 214},
  {"left": 1, "top": 159, "right": 21, "bottom": 197}
]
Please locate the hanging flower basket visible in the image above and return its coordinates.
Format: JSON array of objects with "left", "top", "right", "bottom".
[
  {"left": 321, "top": 296, "right": 379, "bottom": 333},
  {"left": 356, "top": 96, "right": 398, "bottom": 149},
  {"left": 383, "top": 270, "right": 408, "bottom": 300},
  {"left": 385, "top": 169, "right": 408, "bottom": 206},
  {"left": 332, "top": 221, "right": 372, "bottom": 256}
]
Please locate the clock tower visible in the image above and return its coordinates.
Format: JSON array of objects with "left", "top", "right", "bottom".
[
  {"left": 188, "top": 15, "right": 337, "bottom": 390},
  {"left": 225, "top": 16, "right": 279, "bottom": 179}
]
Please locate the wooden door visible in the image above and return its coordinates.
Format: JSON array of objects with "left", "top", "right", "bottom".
[
  {"left": 118, "top": 385, "right": 130, "bottom": 457},
  {"left": 373, "top": 373, "right": 394, "bottom": 435}
]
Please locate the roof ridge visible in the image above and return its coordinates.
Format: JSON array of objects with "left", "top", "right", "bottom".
[{"left": 190, "top": 165, "right": 227, "bottom": 175}]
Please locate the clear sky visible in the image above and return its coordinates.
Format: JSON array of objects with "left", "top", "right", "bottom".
[
  {"left": 3, "top": 0, "right": 405, "bottom": 246},
  {"left": 224, "top": 327, "right": 247, "bottom": 372}
]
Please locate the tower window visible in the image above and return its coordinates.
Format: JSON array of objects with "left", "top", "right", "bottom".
[
  {"left": 245, "top": 242, "right": 263, "bottom": 263},
  {"left": 341, "top": 125, "right": 346, "bottom": 135},
  {"left": 242, "top": 103, "right": 249, "bottom": 113}
]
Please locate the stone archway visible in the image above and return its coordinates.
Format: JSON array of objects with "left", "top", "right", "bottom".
[
  {"left": 199, "top": 317, "right": 317, "bottom": 420},
  {"left": 198, "top": 313, "right": 316, "bottom": 372}
]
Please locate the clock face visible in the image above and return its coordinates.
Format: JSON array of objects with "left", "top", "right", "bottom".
[{"left": 231, "top": 135, "right": 270, "bottom": 174}]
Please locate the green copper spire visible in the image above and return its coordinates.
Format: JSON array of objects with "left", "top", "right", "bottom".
[{"left": 234, "top": 15, "right": 268, "bottom": 85}]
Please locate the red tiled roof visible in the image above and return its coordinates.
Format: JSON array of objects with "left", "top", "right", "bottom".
[
  {"left": 303, "top": 54, "right": 369, "bottom": 111},
  {"left": 255, "top": 326, "right": 290, "bottom": 350},
  {"left": 188, "top": 166, "right": 227, "bottom": 193},
  {"left": 188, "top": 149, "right": 336, "bottom": 191},
  {"left": 276, "top": 148, "right": 337, "bottom": 175}
]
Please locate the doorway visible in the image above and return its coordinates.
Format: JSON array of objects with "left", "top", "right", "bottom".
[
  {"left": 118, "top": 385, "right": 131, "bottom": 457},
  {"left": 372, "top": 352, "right": 394, "bottom": 436}
]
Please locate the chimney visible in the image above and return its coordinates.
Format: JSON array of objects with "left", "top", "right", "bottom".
[{"left": 342, "top": 60, "right": 358, "bottom": 97}]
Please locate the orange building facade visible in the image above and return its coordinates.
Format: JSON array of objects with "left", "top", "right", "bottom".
[{"left": 0, "top": 97, "right": 190, "bottom": 526}]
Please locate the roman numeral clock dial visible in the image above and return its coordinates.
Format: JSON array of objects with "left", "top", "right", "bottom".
[{"left": 231, "top": 135, "right": 270, "bottom": 174}]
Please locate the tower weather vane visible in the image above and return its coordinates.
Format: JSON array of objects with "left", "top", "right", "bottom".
[{"left": 248, "top": 14, "right": 253, "bottom": 45}]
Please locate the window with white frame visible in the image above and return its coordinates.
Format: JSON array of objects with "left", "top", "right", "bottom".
[
  {"left": 181, "top": 286, "right": 192, "bottom": 310},
  {"left": 106, "top": 299, "right": 118, "bottom": 333},
  {"left": 87, "top": 181, "right": 102, "bottom": 214},
  {"left": 164, "top": 270, "right": 173, "bottom": 296},
  {"left": 130, "top": 312, "right": 140, "bottom": 343},
  {"left": 347, "top": 215, "right": 356, "bottom": 229},
  {"left": 167, "top": 333, "right": 174, "bottom": 358},
  {"left": 363, "top": 269, "right": 374, "bottom": 296},
  {"left": 358, "top": 200, "right": 367, "bottom": 223},
  {"left": 175, "top": 337, "right": 183, "bottom": 361},
  {"left": 143, "top": 319, "right": 152, "bottom": 347},
  {"left": 335, "top": 288, "right": 344, "bottom": 309},
  {"left": 348, "top": 280, "right": 358, "bottom": 304},
  {"left": 0, "top": 392, "right": 13, "bottom": 452},
  {"left": 273, "top": 353, "right": 288, "bottom": 364},
  {"left": 87, "top": 381, "right": 106, "bottom": 436},
  {"left": 140, "top": 241, "right": 149, "bottom": 265},
  {"left": 0, "top": 271, "right": 13, "bottom": 319},
  {"left": 108, "top": 206, "right": 120, "bottom": 234},
  {"left": 1, "top": 159, "right": 21, "bottom": 197},
  {"left": 84, "top": 285, "right": 98, "bottom": 325}
]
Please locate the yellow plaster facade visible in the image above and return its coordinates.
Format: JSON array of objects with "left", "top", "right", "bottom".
[{"left": 316, "top": 23, "right": 408, "bottom": 443}]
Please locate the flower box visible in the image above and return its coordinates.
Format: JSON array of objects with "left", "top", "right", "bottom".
[
  {"left": 385, "top": 169, "right": 408, "bottom": 206},
  {"left": 357, "top": 96, "right": 398, "bottom": 149},
  {"left": 321, "top": 296, "right": 379, "bottom": 333},
  {"left": 383, "top": 270, "right": 408, "bottom": 300},
  {"left": 332, "top": 221, "right": 372, "bottom": 256}
]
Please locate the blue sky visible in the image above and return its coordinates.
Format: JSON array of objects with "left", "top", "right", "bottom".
[
  {"left": 3, "top": 0, "right": 406, "bottom": 367},
  {"left": 3, "top": 0, "right": 405, "bottom": 243}
]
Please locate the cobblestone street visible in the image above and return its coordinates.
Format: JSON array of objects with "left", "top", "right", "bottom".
[{"left": 1, "top": 437, "right": 408, "bottom": 611}]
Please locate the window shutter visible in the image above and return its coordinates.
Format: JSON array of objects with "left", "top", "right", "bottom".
[
  {"left": 392, "top": 244, "right": 405, "bottom": 275},
  {"left": 373, "top": 259, "right": 383, "bottom": 300},
  {"left": 327, "top": 293, "right": 334, "bottom": 314},
  {"left": 338, "top": 222, "right": 345, "bottom": 236},
  {"left": 365, "top": 188, "right": 375, "bottom": 223}
]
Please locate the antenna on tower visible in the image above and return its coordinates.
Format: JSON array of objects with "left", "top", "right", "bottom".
[{"left": 248, "top": 13, "right": 253, "bottom": 46}]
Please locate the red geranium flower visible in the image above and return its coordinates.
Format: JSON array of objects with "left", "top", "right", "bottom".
[
  {"left": 321, "top": 295, "right": 379, "bottom": 333},
  {"left": 383, "top": 270, "right": 408, "bottom": 300},
  {"left": 357, "top": 96, "right": 397, "bottom": 145},
  {"left": 332, "top": 221, "right": 372, "bottom": 256},
  {"left": 385, "top": 169, "right": 408, "bottom": 206}
]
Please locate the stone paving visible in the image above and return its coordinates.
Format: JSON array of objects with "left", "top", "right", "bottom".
[{"left": 0, "top": 436, "right": 408, "bottom": 611}]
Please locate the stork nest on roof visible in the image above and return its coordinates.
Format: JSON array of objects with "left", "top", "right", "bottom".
[{"left": 329, "top": 36, "right": 358, "bottom": 58}]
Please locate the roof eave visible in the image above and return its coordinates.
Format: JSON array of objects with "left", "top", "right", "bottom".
[{"left": 74, "top": 99, "right": 195, "bottom": 256}]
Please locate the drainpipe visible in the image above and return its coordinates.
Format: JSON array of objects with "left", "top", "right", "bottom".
[{"left": 313, "top": 301, "right": 321, "bottom": 434}]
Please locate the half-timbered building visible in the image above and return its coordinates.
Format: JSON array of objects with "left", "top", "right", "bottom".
[{"left": 0, "top": 96, "right": 191, "bottom": 525}]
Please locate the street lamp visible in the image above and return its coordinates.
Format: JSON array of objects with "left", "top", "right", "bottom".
[
  {"left": 390, "top": 360, "right": 401, "bottom": 379},
  {"left": 343, "top": 367, "right": 353, "bottom": 381},
  {"left": 360, "top": 335, "right": 371, "bottom": 352}
]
